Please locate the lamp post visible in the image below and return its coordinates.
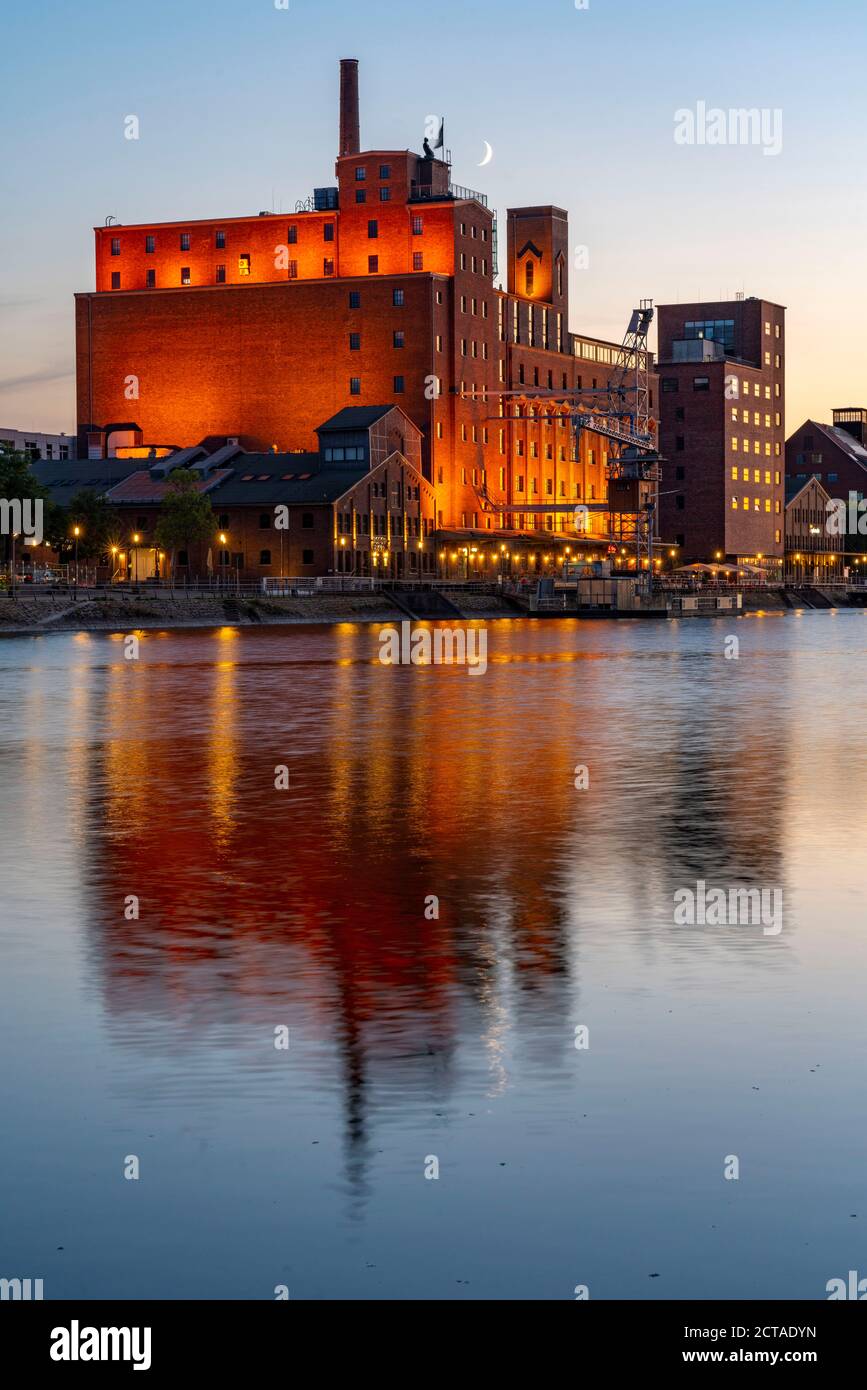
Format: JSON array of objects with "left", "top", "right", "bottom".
[
  {"left": 73, "top": 525, "right": 81, "bottom": 596},
  {"left": 110, "top": 545, "right": 118, "bottom": 585},
  {"left": 132, "top": 533, "right": 141, "bottom": 585}
]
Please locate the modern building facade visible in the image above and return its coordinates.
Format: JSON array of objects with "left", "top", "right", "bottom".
[
  {"left": 74, "top": 59, "right": 658, "bottom": 569},
  {"left": 1, "top": 428, "right": 77, "bottom": 460},
  {"left": 656, "top": 296, "right": 785, "bottom": 572}
]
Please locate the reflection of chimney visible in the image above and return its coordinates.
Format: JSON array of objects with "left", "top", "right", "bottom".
[{"left": 339, "top": 58, "right": 360, "bottom": 157}]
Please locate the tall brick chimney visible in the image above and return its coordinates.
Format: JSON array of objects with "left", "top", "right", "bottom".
[{"left": 339, "top": 58, "right": 360, "bottom": 157}]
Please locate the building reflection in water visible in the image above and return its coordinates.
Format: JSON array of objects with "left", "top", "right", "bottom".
[{"left": 74, "top": 621, "right": 792, "bottom": 1194}]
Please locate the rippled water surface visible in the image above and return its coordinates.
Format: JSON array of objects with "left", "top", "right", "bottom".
[{"left": 1, "top": 613, "right": 866, "bottom": 1300}]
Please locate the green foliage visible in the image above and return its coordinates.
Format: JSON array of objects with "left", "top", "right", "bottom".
[
  {"left": 153, "top": 469, "right": 215, "bottom": 564},
  {"left": 66, "top": 489, "right": 115, "bottom": 560}
]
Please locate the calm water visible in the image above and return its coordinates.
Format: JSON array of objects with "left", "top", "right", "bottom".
[{"left": 1, "top": 613, "right": 866, "bottom": 1300}]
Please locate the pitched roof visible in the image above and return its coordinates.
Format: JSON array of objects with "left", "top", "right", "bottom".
[
  {"left": 316, "top": 406, "right": 394, "bottom": 433},
  {"left": 813, "top": 421, "right": 867, "bottom": 467},
  {"left": 211, "top": 462, "right": 366, "bottom": 505},
  {"left": 105, "top": 469, "right": 233, "bottom": 503},
  {"left": 31, "top": 458, "right": 143, "bottom": 506}
]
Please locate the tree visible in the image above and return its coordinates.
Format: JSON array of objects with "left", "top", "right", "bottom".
[
  {"left": 66, "top": 489, "right": 115, "bottom": 561},
  {"left": 153, "top": 469, "right": 215, "bottom": 579},
  {"left": 0, "top": 449, "right": 49, "bottom": 567}
]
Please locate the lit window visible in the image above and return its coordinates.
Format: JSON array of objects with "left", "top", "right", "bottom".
[
  {"left": 323, "top": 258, "right": 334, "bottom": 276},
  {"left": 181, "top": 267, "right": 191, "bottom": 285},
  {"left": 239, "top": 254, "right": 251, "bottom": 276}
]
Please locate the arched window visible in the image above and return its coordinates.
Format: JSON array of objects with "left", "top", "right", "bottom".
[{"left": 525, "top": 259, "right": 534, "bottom": 295}]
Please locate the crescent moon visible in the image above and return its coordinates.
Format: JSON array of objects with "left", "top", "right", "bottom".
[{"left": 478, "top": 141, "right": 493, "bottom": 167}]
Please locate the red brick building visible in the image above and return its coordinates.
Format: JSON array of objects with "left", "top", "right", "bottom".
[
  {"left": 75, "top": 58, "right": 657, "bottom": 571},
  {"left": 656, "top": 297, "right": 785, "bottom": 573}
]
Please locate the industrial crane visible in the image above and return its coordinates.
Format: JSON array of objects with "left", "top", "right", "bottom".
[{"left": 465, "top": 299, "right": 663, "bottom": 586}]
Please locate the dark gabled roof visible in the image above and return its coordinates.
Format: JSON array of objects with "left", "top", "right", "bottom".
[
  {"left": 106, "top": 469, "right": 233, "bottom": 504},
  {"left": 210, "top": 460, "right": 366, "bottom": 505},
  {"left": 785, "top": 474, "right": 829, "bottom": 506},
  {"left": 813, "top": 421, "right": 867, "bottom": 467},
  {"left": 31, "top": 458, "right": 143, "bottom": 506},
  {"left": 316, "top": 406, "right": 393, "bottom": 433}
]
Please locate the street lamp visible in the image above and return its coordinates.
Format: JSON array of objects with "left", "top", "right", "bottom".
[{"left": 73, "top": 525, "right": 81, "bottom": 594}]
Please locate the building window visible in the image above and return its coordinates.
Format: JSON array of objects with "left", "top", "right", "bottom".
[
  {"left": 111, "top": 238, "right": 121, "bottom": 256},
  {"left": 301, "top": 513, "right": 314, "bottom": 529},
  {"left": 368, "top": 220, "right": 378, "bottom": 239},
  {"left": 355, "top": 166, "right": 366, "bottom": 180},
  {"left": 259, "top": 550, "right": 272, "bottom": 565},
  {"left": 216, "top": 265, "right": 226, "bottom": 283},
  {"left": 350, "top": 377, "right": 361, "bottom": 395},
  {"left": 146, "top": 269, "right": 156, "bottom": 288},
  {"left": 216, "top": 230, "right": 226, "bottom": 249},
  {"left": 693, "top": 376, "right": 710, "bottom": 392},
  {"left": 218, "top": 514, "right": 229, "bottom": 529},
  {"left": 259, "top": 513, "right": 271, "bottom": 529},
  {"left": 287, "top": 260, "right": 298, "bottom": 279},
  {"left": 676, "top": 436, "right": 685, "bottom": 451},
  {"left": 412, "top": 216, "right": 423, "bottom": 235},
  {"left": 393, "top": 330, "right": 404, "bottom": 349},
  {"left": 379, "top": 187, "right": 390, "bottom": 202},
  {"left": 356, "top": 189, "right": 367, "bottom": 203},
  {"left": 111, "top": 272, "right": 121, "bottom": 289},
  {"left": 413, "top": 252, "right": 423, "bottom": 271},
  {"left": 368, "top": 256, "right": 379, "bottom": 273},
  {"left": 324, "top": 223, "right": 335, "bottom": 242},
  {"left": 379, "top": 164, "right": 391, "bottom": 179},
  {"left": 288, "top": 225, "right": 297, "bottom": 243},
  {"left": 144, "top": 235, "right": 156, "bottom": 254},
  {"left": 350, "top": 332, "right": 361, "bottom": 350},
  {"left": 662, "top": 377, "right": 679, "bottom": 393},
  {"left": 180, "top": 233, "right": 190, "bottom": 251},
  {"left": 239, "top": 254, "right": 251, "bottom": 276},
  {"left": 349, "top": 291, "right": 361, "bottom": 308},
  {"left": 525, "top": 260, "right": 534, "bottom": 295},
  {"left": 392, "top": 289, "right": 404, "bottom": 307},
  {"left": 394, "top": 376, "right": 405, "bottom": 393},
  {"left": 323, "top": 258, "right": 334, "bottom": 276}
]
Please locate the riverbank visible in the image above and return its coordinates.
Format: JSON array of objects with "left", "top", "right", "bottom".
[{"left": 0, "top": 585, "right": 849, "bottom": 635}]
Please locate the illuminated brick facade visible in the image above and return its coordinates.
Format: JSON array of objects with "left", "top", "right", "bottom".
[{"left": 76, "top": 59, "right": 658, "bottom": 561}]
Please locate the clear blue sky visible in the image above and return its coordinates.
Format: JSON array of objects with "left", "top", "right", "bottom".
[{"left": 1, "top": 0, "right": 865, "bottom": 433}]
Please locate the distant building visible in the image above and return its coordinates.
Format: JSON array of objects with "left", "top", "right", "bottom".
[
  {"left": 0, "top": 428, "right": 77, "bottom": 461},
  {"left": 785, "top": 411, "right": 867, "bottom": 568},
  {"left": 784, "top": 475, "right": 843, "bottom": 583},
  {"left": 656, "top": 296, "right": 786, "bottom": 573}
]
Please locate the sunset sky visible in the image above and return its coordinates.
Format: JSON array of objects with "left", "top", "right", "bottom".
[{"left": 1, "top": 0, "right": 864, "bottom": 435}]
